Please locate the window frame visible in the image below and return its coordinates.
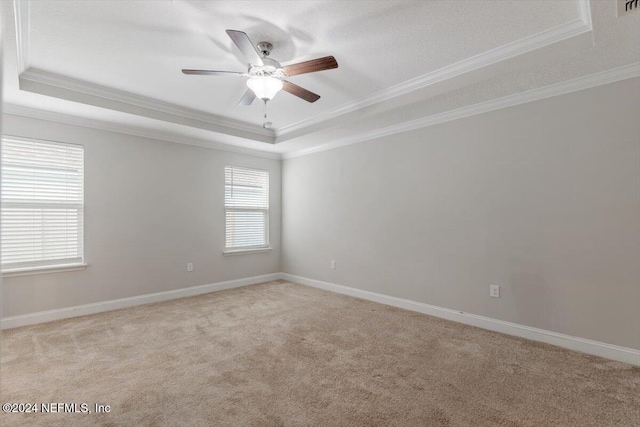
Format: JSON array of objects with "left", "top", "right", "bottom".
[
  {"left": 1, "top": 136, "right": 86, "bottom": 276},
  {"left": 223, "top": 165, "right": 271, "bottom": 254}
]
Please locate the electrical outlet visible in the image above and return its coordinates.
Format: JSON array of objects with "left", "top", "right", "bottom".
[
  {"left": 330, "top": 260, "right": 336, "bottom": 269},
  {"left": 490, "top": 285, "right": 500, "bottom": 298},
  {"left": 187, "top": 263, "right": 193, "bottom": 272}
]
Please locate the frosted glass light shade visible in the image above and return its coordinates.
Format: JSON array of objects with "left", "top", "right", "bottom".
[{"left": 247, "top": 76, "right": 283, "bottom": 101}]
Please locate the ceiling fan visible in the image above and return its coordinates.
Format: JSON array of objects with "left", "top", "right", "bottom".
[{"left": 182, "top": 30, "right": 338, "bottom": 108}]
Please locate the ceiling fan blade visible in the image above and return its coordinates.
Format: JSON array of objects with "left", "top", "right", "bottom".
[
  {"left": 238, "top": 89, "right": 256, "bottom": 106},
  {"left": 226, "top": 29, "right": 264, "bottom": 66},
  {"left": 283, "top": 81, "right": 321, "bottom": 103},
  {"left": 182, "top": 69, "right": 243, "bottom": 76},
  {"left": 283, "top": 56, "right": 338, "bottom": 77}
]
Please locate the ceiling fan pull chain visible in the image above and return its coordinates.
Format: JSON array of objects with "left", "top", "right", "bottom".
[{"left": 263, "top": 100, "right": 268, "bottom": 127}]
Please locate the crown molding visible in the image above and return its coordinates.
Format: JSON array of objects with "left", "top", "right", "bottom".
[
  {"left": 275, "top": 0, "right": 593, "bottom": 138},
  {"left": 282, "top": 62, "right": 640, "bottom": 160},
  {"left": 19, "top": 68, "right": 275, "bottom": 140},
  {"left": 577, "top": 0, "right": 593, "bottom": 28},
  {"left": 9, "top": 62, "right": 635, "bottom": 163},
  {"left": 13, "top": 2, "right": 273, "bottom": 143},
  {"left": 14, "top": 0, "right": 593, "bottom": 145},
  {"left": 3, "top": 103, "right": 282, "bottom": 160},
  {"left": 7, "top": 0, "right": 617, "bottom": 163},
  {"left": 13, "top": 0, "right": 29, "bottom": 74}
]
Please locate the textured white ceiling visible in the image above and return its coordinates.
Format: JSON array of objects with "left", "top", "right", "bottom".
[
  {"left": 24, "top": 0, "right": 578, "bottom": 128},
  {"left": 3, "top": 0, "right": 639, "bottom": 157},
  {"left": 272, "top": 0, "right": 640, "bottom": 155}
]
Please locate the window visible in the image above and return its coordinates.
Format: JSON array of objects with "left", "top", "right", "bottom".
[
  {"left": 1, "top": 137, "right": 84, "bottom": 272},
  {"left": 224, "top": 166, "right": 269, "bottom": 252}
]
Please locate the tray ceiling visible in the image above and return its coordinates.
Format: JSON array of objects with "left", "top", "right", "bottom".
[{"left": 3, "top": 0, "right": 639, "bottom": 157}]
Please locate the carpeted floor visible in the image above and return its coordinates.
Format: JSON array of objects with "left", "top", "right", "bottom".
[{"left": 1, "top": 280, "right": 639, "bottom": 426}]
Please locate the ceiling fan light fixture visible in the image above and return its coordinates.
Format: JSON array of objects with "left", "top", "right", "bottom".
[
  {"left": 247, "top": 76, "right": 283, "bottom": 101},
  {"left": 183, "top": 30, "right": 337, "bottom": 106}
]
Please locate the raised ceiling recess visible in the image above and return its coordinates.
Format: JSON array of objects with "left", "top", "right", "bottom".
[{"left": 4, "top": 1, "right": 640, "bottom": 157}]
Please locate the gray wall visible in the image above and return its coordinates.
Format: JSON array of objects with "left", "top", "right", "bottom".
[
  {"left": 2, "top": 115, "right": 281, "bottom": 317},
  {"left": 282, "top": 77, "right": 640, "bottom": 350}
]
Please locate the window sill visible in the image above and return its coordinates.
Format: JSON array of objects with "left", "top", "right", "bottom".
[
  {"left": 2, "top": 263, "right": 88, "bottom": 278},
  {"left": 223, "top": 247, "right": 272, "bottom": 256}
]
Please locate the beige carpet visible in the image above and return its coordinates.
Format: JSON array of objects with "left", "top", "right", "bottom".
[{"left": 1, "top": 280, "right": 638, "bottom": 426}]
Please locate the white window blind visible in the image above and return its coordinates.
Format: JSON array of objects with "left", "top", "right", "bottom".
[
  {"left": 1, "top": 137, "right": 84, "bottom": 271},
  {"left": 225, "top": 166, "right": 269, "bottom": 250}
]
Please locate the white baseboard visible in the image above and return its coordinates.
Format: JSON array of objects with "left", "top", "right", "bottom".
[
  {"left": 281, "top": 273, "right": 640, "bottom": 366},
  {"left": 4, "top": 271, "right": 638, "bottom": 366},
  {"left": 0, "top": 273, "right": 281, "bottom": 330}
]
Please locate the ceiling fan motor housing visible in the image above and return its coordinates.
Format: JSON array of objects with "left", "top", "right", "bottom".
[{"left": 257, "top": 41, "right": 273, "bottom": 57}]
